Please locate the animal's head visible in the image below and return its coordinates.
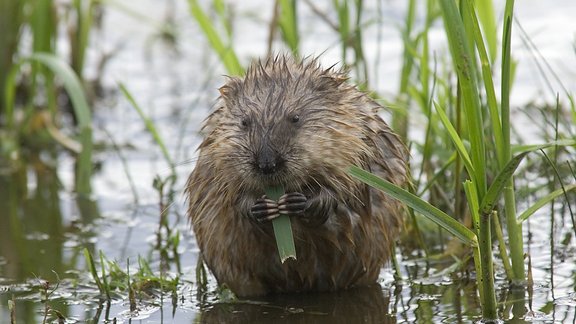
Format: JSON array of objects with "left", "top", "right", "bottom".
[{"left": 200, "top": 55, "right": 372, "bottom": 193}]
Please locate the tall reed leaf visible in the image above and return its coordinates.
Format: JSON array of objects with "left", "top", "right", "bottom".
[
  {"left": 480, "top": 151, "right": 528, "bottom": 216},
  {"left": 463, "top": 0, "right": 503, "bottom": 163},
  {"left": 71, "top": 0, "right": 95, "bottom": 76},
  {"left": 278, "top": 0, "right": 299, "bottom": 55},
  {"left": 84, "top": 249, "right": 110, "bottom": 300},
  {"left": 512, "top": 140, "right": 576, "bottom": 154},
  {"left": 439, "top": 0, "right": 486, "bottom": 196},
  {"left": 5, "top": 53, "right": 93, "bottom": 194},
  {"left": 434, "top": 102, "right": 475, "bottom": 178},
  {"left": 119, "top": 83, "right": 175, "bottom": 173},
  {"left": 27, "top": 53, "right": 92, "bottom": 128},
  {"left": 473, "top": 0, "right": 497, "bottom": 61},
  {"left": 0, "top": 0, "right": 25, "bottom": 118},
  {"left": 481, "top": 140, "right": 576, "bottom": 217},
  {"left": 188, "top": 0, "right": 243, "bottom": 75},
  {"left": 348, "top": 166, "right": 478, "bottom": 247},
  {"left": 517, "top": 184, "right": 576, "bottom": 224},
  {"left": 439, "top": 0, "right": 497, "bottom": 318}
]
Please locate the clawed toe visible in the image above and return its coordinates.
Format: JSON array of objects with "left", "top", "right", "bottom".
[
  {"left": 251, "top": 197, "right": 280, "bottom": 222},
  {"left": 278, "top": 192, "right": 307, "bottom": 215}
]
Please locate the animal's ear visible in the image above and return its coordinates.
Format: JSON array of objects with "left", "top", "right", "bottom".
[
  {"left": 331, "top": 74, "right": 348, "bottom": 85},
  {"left": 316, "top": 74, "right": 348, "bottom": 92},
  {"left": 218, "top": 77, "right": 242, "bottom": 99},
  {"left": 218, "top": 85, "right": 233, "bottom": 97}
]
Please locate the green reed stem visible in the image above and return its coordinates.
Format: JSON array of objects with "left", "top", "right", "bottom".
[
  {"left": 16, "top": 53, "right": 93, "bottom": 195},
  {"left": 31, "top": 0, "right": 58, "bottom": 116},
  {"left": 501, "top": 0, "right": 524, "bottom": 285},
  {"left": 119, "top": 83, "right": 175, "bottom": 174},
  {"left": 71, "top": 0, "right": 95, "bottom": 78},
  {"left": 278, "top": 0, "right": 299, "bottom": 56},
  {"left": 0, "top": 0, "right": 25, "bottom": 120},
  {"left": 492, "top": 211, "right": 513, "bottom": 278},
  {"left": 474, "top": 0, "right": 497, "bottom": 62},
  {"left": 334, "top": 0, "right": 350, "bottom": 62},
  {"left": 439, "top": 0, "right": 495, "bottom": 318},
  {"left": 188, "top": 0, "right": 243, "bottom": 75},
  {"left": 463, "top": 0, "right": 503, "bottom": 163},
  {"left": 393, "top": 0, "right": 415, "bottom": 140},
  {"left": 439, "top": 0, "right": 486, "bottom": 197}
]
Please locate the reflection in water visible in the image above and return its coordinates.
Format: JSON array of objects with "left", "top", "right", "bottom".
[
  {"left": 0, "top": 154, "right": 66, "bottom": 281},
  {"left": 196, "top": 284, "right": 394, "bottom": 324},
  {"left": 0, "top": 151, "right": 101, "bottom": 323}
]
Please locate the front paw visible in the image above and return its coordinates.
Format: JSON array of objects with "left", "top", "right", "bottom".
[
  {"left": 278, "top": 192, "right": 307, "bottom": 216},
  {"left": 250, "top": 196, "right": 280, "bottom": 222}
]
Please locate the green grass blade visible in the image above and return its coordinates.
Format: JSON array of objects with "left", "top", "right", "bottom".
[
  {"left": 188, "top": 0, "right": 243, "bottom": 75},
  {"left": 29, "top": 53, "right": 91, "bottom": 128},
  {"left": 71, "top": 0, "right": 95, "bottom": 76},
  {"left": 512, "top": 140, "right": 576, "bottom": 154},
  {"left": 491, "top": 211, "right": 513, "bottom": 278},
  {"left": 27, "top": 53, "right": 93, "bottom": 195},
  {"left": 434, "top": 102, "right": 475, "bottom": 179},
  {"left": 349, "top": 166, "right": 478, "bottom": 247},
  {"left": 500, "top": 0, "right": 524, "bottom": 285},
  {"left": 119, "top": 82, "right": 175, "bottom": 172},
  {"left": 265, "top": 186, "right": 297, "bottom": 263},
  {"left": 278, "top": 0, "right": 299, "bottom": 55},
  {"left": 480, "top": 140, "right": 576, "bottom": 218},
  {"left": 83, "top": 248, "right": 106, "bottom": 297},
  {"left": 0, "top": 0, "right": 25, "bottom": 120},
  {"left": 517, "top": 184, "right": 576, "bottom": 224},
  {"left": 463, "top": 180, "right": 480, "bottom": 232},
  {"left": 463, "top": 0, "right": 504, "bottom": 164},
  {"left": 439, "top": 0, "right": 486, "bottom": 196},
  {"left": 480, "top": 139, "right": 576, "bottom": 217},
  {"left": 4, "top": 62, "right": 20, "bottom": 131},
  {"left": 501, "top": 0, "right": 515, "bottom": 162},
  {"left": 333, "top": 0, "right": 349, "bottom": 60},
  {"left": 98, "top": 251, "right": 111, "bottom": 300},
  {"left": 479, "top": 151, "right": 528, "bottom": 216},
  {"left": 473, "top": 0, "right": 497, "bottom": 61}
]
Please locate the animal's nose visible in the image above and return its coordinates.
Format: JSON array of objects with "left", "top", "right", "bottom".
[
  {"left": 257, "top": 144, "right": 284, "bottom": 175},
  {"left": 258, "top": 160, "right": 277, "bottom": 175}
]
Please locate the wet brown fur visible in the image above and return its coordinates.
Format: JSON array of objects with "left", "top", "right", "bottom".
[{"left": 186, "top": 55, "right": 408, "bottom": 297}]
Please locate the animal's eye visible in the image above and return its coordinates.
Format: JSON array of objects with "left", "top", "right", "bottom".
[
  {"left": 291, "top": 114, "right": 300, "bottom": 123},
  {"left": 241, "top": 117, "right": 250, "bottom": 128}
]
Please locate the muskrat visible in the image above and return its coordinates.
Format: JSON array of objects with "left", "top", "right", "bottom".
[{"left": 186, "top": 55, "right": 408, "bottom": 297}]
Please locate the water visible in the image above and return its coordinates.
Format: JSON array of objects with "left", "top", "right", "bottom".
[{"left": 1, "top": 0, "right": 575, "bottom": 322}]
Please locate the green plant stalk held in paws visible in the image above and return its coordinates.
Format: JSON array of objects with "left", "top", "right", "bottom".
[{"left": 265, "top": 186, "right": 297, "bottom": 263}]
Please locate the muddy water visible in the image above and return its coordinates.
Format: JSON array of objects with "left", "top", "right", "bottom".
[{"left": 1, "top": 0, "right": 575, "bottom": 323}]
